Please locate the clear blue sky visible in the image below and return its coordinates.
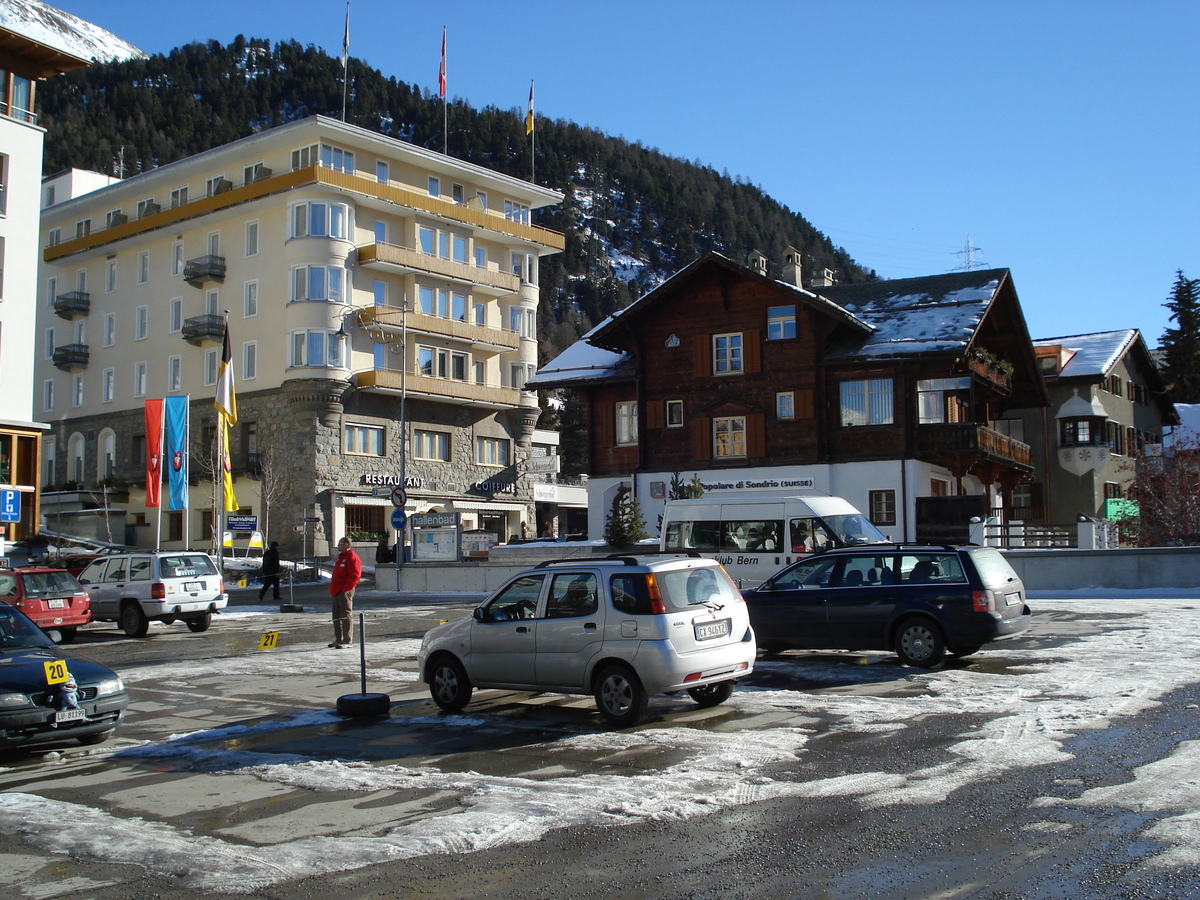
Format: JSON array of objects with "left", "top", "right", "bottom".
[{"left": 51, "top": 0, "right": 1199, "bottom": 347}]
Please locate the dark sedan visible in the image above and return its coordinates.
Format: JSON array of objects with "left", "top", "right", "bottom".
[
  {"left": 0, "top": 605, "right": 128, "bottom": 750},
  {"left": 742, "top": 544, "right": 1033, "bottom": 667}
]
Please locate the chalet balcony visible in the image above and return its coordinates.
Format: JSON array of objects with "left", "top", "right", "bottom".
[
  {"left": 353, "top": 367, "right": 521, "bottom": 410},
  {"left": 917, "top": 422, "right": 1032, "bottom": 471},
  {"left": 183, "top": 254, "right": 226, "bottom": 286},
  {"left": 181, "top": 314, "right": 225, "bottom": 344},
  {"left": 356, "top": 242, "right": 521, "bottom": 297},
  {"left": 53, "top": 291, "right": 90, "bottom": 319},
  {"left": 52, "top": 343, "right": 89, "bottom": 370},
  {"left": 963, "top": 353, "right": 1013, "bottom": 395}
]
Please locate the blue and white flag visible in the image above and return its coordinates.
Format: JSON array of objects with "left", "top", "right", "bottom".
[{"left": 164, "top": 395, "right": 189, "bottom": 510}]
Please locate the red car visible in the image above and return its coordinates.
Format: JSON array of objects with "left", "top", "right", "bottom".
[{"left": 0, "top": 567, "right": 92, "bottom": 643}]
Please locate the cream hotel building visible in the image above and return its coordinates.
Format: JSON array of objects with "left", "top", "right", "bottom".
[{"left": 35, "top": 115, "right": 565, "bottom": 555}]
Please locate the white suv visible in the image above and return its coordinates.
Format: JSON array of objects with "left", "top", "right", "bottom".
[
  {"left": 77, "top": 552, "right": 228, "bottom": 637},
  {"left": 418, "top": 554, "right": 757, "bottom": 726}
]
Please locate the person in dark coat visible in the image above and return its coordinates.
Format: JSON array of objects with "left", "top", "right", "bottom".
[
  {"left": 375, "top": 534, "right": 394, "bottom": 564},
  {"left": 259, "top": 541, "right": 282, "bottom": 601}
]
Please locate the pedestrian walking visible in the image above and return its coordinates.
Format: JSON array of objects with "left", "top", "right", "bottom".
[
  {"left": 328, "top": 537, "right": 362, "bottom": 649},
  {"left": 258, "top": 541, "right": 282, "bottom": 602}
]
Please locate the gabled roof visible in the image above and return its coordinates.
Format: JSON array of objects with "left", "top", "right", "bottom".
[
  {"left": 1033, "top": 330, "right": 1138, "bottom": 378},
  {"left": 588, "top": 252, "right": 873, "bottom": 352},
  {"left": 0, "top": 1, "right": 143, "bottom": 73},
  {"left": 816, "top": 268, "right": 1011, "bottom": 361}
]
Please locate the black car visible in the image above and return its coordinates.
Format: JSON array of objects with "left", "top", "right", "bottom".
[
  {"left": 0, "top": 604, "right": 128, "bottom": 750},
  {"left": 742, "top": 544, "right": 1032, "bottom": 667}
]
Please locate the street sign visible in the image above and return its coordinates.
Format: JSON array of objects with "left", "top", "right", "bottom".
[
  {"left": 225, "top": 514, "right": 258, "bottom": 532},
  {"left": 391, "top": 508, "right": 408, "bottom": 531},
  {"left": 0, "top": 489, "right": 19, "bottom": 523},
  {"left": 292, "top": 524, "right": 305, "bottom": 533},
  {"left": 303, "top": 516, "right": 320, "bottom": 523},
  {"left": 390, "top": 486, "right": 407, "bottom": 508}
]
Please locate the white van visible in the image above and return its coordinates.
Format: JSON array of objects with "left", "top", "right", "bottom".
[{"left": 660, "top": 494, "right": 889, "bottom": 587}]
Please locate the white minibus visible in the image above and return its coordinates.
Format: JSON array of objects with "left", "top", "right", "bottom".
[{"left": 660, "top": 494, "right": 889, "bottom": 587}]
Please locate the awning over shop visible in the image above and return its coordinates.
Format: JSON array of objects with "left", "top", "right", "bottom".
[{"left": 451, "top": 501, "right": 528, "bottom": 513}]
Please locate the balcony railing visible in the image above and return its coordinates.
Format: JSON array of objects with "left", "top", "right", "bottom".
[
  {"left": 52, "top": 343, "right": 90, "bottom": 370},
  {"left": 360, "top": 305, "right": 519, "bottom": 352},
  {"left": 182, "top": 314, "right": 225, "bottom": 344},
  {"left": 183, "top": 255, "right": 226, "bottom": 286},
  {"left": 53, "top": 291, "right": 91, "bottom": 319},
  {"left": 353, "top": 368, "right": 521, "bottom": 409},
  {"left": 356, "top": 242, "right": 521, "bottom": 295},
  {"left": 917, "top": 423, "right": 1032, "bottom": 469},
  {"left": 964, "top": 354, "right": 1013, "bottom": 394}
]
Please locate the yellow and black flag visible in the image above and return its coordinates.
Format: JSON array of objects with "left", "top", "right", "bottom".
[{"left": 214, "top": 323, "right": 238, "bottom": 511}]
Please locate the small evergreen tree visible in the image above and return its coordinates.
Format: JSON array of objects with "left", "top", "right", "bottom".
[
  {"left": 658, "top": 472, "right": 705, "bottom": 531},
  {"left": 604, "top": 488, "right": 648, "bottom": 548},
  {"left": 1161, "top": 270, "right": 1200, "bottom": 403}
]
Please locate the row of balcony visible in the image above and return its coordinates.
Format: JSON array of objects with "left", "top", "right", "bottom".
[{"left": 917, "top": 422, "right": 1032, "bottom": 470}]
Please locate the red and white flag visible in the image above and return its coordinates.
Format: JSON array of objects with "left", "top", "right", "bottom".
[
  {"left": 438, "top": 27, "right": 446, "bottom": 98},
  {"left": 144, "top": 399, "right": 163, "bottom": 508}
]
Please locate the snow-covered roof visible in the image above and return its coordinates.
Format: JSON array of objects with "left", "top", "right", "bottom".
[
  {"left": 1167, "top": 403, "right": 1200, "bottom": 449},
  {"left": 0, "top": 0, "right": 144, "bottom": 65},
  {"left": 1033, "top": 330, "right": 1139, "bottom": 379},
  {"left": 527, "top": 336, "right": 633, "bottom": 387},
  {"left": 816, "top": 269, "right": 1009, "bottom": 360}
]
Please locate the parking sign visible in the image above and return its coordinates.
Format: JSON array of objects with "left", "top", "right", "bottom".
[{"left": 0, "top": 489, "right": 19, "bottom": 523}]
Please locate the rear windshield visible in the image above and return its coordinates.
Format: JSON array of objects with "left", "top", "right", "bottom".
[
  {"left": 968, "top": 548, "right": 1021, "bottom": 587},
  {"left": 18, "top": 571, "right": 82, "bottom": 596},
  {"left": 159, "top": 555, "right": 218, "bottom": 578},
  {"left": 656, "top": 566, "right": 741, "bottom": 612}
]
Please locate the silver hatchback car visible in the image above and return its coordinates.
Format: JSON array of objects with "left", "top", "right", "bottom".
[{"left": 418, "top": 554, "right": 757, "bottom": 726}]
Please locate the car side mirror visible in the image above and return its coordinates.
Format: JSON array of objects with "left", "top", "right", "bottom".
[{"left": 473, "top": 607, "right": 487, "bottom": 622}]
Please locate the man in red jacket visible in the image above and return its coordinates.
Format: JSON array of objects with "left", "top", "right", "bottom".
[{"left": 328, "top": 537, "right": 362, "bottom": 648}]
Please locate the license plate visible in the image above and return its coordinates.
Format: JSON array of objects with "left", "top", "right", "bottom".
[
  {"left": 184, "top": 581, "right": 204, "bottom": 592},
  {"left": 55, "top": 708, "right": 86, "bottom": 723},
  {"left": 695, "top": 619, "right": 731, "bottom": 640},
  {"left": 1005, "top": 592, "right": 1022, "bottom": 607},
  {"left": 48, "top": 598, "right": 66, "bottom": 609}
]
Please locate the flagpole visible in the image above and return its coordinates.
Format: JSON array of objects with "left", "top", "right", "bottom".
[
  {"left": 439, "top": 26, "right": 447, "bottom": 154},
  {"left": 155, "top": 401, "right": 164, "bottom": 551},
  {"left": 340, "top": 2, "right": 350, "bottom": 122},
  {"left": 183, "top": 394, "right": 191, "bottom": 550}
]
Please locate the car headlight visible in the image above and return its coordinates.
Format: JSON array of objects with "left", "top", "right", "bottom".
[
  {"left": 0, "top": 692, "right": 31, "bottom": 708},
  {"left": 94, "top": 678, "right": 124, "bottom": 697}
]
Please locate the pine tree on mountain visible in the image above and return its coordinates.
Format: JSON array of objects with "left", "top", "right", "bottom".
[{"left": 1161, "top": 271, "right": 1200, "bottom": 403}]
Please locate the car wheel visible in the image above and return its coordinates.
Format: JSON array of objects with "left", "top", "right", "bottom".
[
  {"left": 951, "top": 644, "right": 983, "bottom": 658},
  {"left": 57, "top": 627, "right": 78, "bottom": 644},
  {"left": 78, "top": 730, "right": 113, "bottom": 746},
  {"left": 687, "top": 680, "right": 735, "bottom": 708},
  {"left": 593, "top": 663, "right": 648, "bottom": 727},
  {"left": 186, "top": 613, "right": 212, "bottom": 633},
  {"left": 429, "top": 656, "right": 472, "bottom": 712},
  {"left": 120, "top": 603, "right": 150, "bottom": 638},
  {"left": 894, "top": 618, "right": 946, "bottom": 668}
]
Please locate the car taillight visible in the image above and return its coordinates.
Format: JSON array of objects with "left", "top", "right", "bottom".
[
  {"left": 151, "top": 583, "right": 167, "bottom": 599},
  {"left": 644, "top": 574, "right": 667, "bottom": 615},
  {"left": 973, "top": 590, "right": 993, "bottom": 613}
]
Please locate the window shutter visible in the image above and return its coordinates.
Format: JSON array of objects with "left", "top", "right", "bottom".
[
  {"left": 694, "top": 334, "right": 710, "bottom": 378},
  {"left": 743, "top": 329, "right": 761, "bottom": 373},
  {"left": 747, "top": 413, "right": 766, "bottom": 458},
  {"left": 647, "top": 401, "right": 665, "bottom": 430},
  {"left": 795, "top": 388, "right": 815, "bottom": 419},
  {"left": 692, "top": 418, "right": 710, "bottom": 461},
  {"left": 599, "top": 401, "right": 615, "bottom": 448}
]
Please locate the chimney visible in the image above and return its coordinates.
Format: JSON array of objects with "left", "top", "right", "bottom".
[
  {"left": 747, "top": 250, "right": 768, "bottom": 276},
  {"left": 811, "top": 267, "right": 836, "bottom": 288},
  {"left": 782, "top": 246, "right": 803, "bottom": 288}
]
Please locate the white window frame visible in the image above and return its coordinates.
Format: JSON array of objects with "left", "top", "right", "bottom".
[
  {"left": 167, "top": 355, "right": 182, "bottom": 393},
  {"left": 777, "top": 391, "right": 795, "bottom": 420},
  {"left": 135, "top": 305, "right": 149, "bottom": 340},
  {"left": 72, "top": 374, "right": 84, "bottom": 408},
  {"left": 767, "top": 305, "right": 797, "bottom": 340},
  {"left": 172, "top": 241, "right": 184, "bottom": 276},
  {"left": 101, "top": 367, "right": 115, "bottom": 403},
  {"left": 243, "top": 341, "right": 257, "bottom": 381},
  {"left": 105, "top": 258, "right": 117, "bottom": 293},
  {"left": 713, "top": 416, "right": 747, "bottom": 458},
  {"left": 103, "top": 313, "right": 116, "bottom": 347},
  {"left": 244, "top": 280, "right": 258, "bottom": 318},
  {"left": 204, "top": 348, "right": 219, "bottom": 386},
  {"left": 289, "top": 200, "right": 349, "bottom": 239},
  {"left": 666, "top": 399, "right": 684, "bottom": 428},
  {"left": 169, "top": 297, "right": 183, "bottom": 334},
  {"left": 291, "top": 265, "right": 345, "bottom": 302},
  {"left": 43, "top": 380, "right": 55, "bottom": 412},
  {"left": 840, "top": 378, "right": 895, "bottom": 427},
  {"left": 615, "top": 401, "right": 638, "bottom": 445},
  {"left": 47, "top": 227, "right": 61, "bottom": 248},
  {"left": 43, "top": 327, "right": 55, "bottom": 359},
  {"left": 290, "top": 329, "right": 344, "bottom": 368},
  {"left": 46, "top": 275, "right": 57, "bottom": 308},
  {"left": 133, "top": 361, "right": 147, "bottom": 398},
  {"left": 427, "top": 176, "right": 440, "bottom": 197},
  {"left": 414, "top": 429, "right": 451, "bottom": 461},
  {"left": 137, "top": 250, "right": 149, "bottom": 284},
  {"left": 376, "top": 160, "right": 389, "bottom": 184},
  {"left": 170, "top": 185, "right": 188, "bottom": 208},
  {"left": 713, "top": 333, "right": 744, "bottom": 374},
  {"left": 245, "top": 220, "right": 259, "bottom": 257}
]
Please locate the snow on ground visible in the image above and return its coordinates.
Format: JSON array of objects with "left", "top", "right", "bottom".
[{"left": 2, "top": 596, "right": 1200, "bottom": 892}]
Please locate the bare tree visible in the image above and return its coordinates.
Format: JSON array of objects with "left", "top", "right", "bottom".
[{"left": 1119, "top": 432, "right": 1200, "bottom": 546}]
